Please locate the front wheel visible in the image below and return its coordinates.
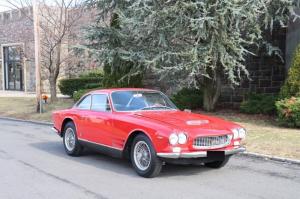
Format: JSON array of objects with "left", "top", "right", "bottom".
[
  {"left": 205, "top": 156, "right": 230, "bottom": 168},
  {"left": 131, "top": 134, "right": 162, "bottom": 178}
]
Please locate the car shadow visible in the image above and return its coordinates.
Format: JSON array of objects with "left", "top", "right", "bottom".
[
  {"left": 30, "top": 141, "right": 137, "bottom": 176},
  {"left": 30, "top": 141, "right": 213, "bottom": 178}
]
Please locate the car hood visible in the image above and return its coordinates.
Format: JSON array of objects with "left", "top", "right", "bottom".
[{"left": 131, "top": 110, "right": 239, "bottom": 133}]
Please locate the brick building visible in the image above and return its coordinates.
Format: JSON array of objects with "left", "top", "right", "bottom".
[{"left": 0, "top": 7, "right": 96, "bottom": 93}]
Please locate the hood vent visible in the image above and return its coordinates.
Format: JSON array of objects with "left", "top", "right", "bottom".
[{"left": 186, "top": 120, "right": 209, "bottom": 126}]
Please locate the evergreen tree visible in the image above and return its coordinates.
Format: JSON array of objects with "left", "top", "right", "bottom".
[
  {"left": 85, "top": 0, "right": 300, "bottom": 111},
  {"left": 280, "top": 44, "right": 300, "bottom": 99}
]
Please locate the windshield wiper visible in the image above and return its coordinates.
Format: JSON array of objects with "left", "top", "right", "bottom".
[{"left": 140, "top": 106, "right": 174, "bottom": 110}]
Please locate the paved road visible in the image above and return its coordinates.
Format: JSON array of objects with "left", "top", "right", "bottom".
[{"left": 0, "top": 119, "right": 299, "bottom": 199}]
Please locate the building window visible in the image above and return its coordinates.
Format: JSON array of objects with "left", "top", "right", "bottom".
[{"left": 3, "top": 45, "right": 24, "bottom": 91}]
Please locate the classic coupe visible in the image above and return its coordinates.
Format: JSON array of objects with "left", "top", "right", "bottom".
[{"left": 52, "top": 88, "right": 246, "bottom": 177}]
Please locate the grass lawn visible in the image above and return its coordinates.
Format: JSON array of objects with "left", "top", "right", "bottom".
[
  {"left": 0, "top": 97, "right": 299, "bottom": 160},
  {"left": 0, "top": 97, "right": 74, "bottom": 122},
  {"left": 199, "top": 110, "right": 300, "bottom": 160}
]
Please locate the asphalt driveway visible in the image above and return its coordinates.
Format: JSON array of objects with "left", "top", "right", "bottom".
[{"left": 0, "top": 118, "right": 299, "bottom": 199}]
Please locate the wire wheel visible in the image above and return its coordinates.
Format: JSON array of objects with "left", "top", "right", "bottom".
[
  {"left": 64, "top": 128, "right": 76, "bottom": 152},
  {"left": 133, "top": 141, "right": 152, "bottom": 171}
]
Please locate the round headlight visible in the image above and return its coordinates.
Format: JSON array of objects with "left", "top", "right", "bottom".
[
  {"left": 169, "top": 133, "right": 178, "bottom": 145},
  {"left": 178, "top": 133, "right": 187, "bottom": 144},
  {"left": 232, "top": 128, "right": 239, "bottom": 139},
  {"left": 239, "top": 128, "right": 246, "bottom": 139}
]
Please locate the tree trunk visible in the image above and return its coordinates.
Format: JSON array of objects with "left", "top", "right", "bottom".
[
  {"left": 49, "top": 76, "right": 57, "bottom": 102},
  {"left": 202, "top": 73, "right": 222, "bottom": 112},
  {"left": 50, "top": 42, "right": 62, "bottom": 102}
]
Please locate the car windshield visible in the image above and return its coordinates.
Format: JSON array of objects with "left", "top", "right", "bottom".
[{"left": 111, "top": 91, "right": 178, "bottom": 112}]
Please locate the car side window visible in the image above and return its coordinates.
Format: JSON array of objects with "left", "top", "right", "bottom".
[
  {"left": 91, "top": 94, "right": 111, "bottom": 112},
  {"left": 77, "top": 95, "right": 91, "bottom": 110}
]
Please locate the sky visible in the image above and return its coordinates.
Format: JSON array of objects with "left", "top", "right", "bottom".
[
  {"left": 0, "top": 0, "right": 28, "bottom": 12},
  {"left": 0, "top": 1, "right": 13, "bottom": 12},
  {"left": 0, "top": 0, "right": 80, "bottom": 12}
]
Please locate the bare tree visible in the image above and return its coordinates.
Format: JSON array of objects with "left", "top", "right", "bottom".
[{"left": 6, "top": 0, "right": 85, "bottom": 101}]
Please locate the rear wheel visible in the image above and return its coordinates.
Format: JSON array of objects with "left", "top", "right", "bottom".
[
  {"left": 131, "top": 134, "right": 162, "bottom": 178},
  {"left": 63, "top": 122, "right": 83, "bottom": 156},
  {"left": 205, "top": 156, "right": 230, "bottom": 168}
]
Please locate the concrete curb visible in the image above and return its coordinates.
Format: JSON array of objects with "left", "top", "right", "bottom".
[
  {"left": 1, "top": 116, "right": 300, "bottom": 166},
  {"left": 240, "top": 151, "right": 300, "bottom": 165},
  {"left": 0, "top": 116, "right": 52, "bottom": 126}
]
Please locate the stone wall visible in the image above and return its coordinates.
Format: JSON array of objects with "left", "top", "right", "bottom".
[
  {"left": 0, "top": 8, "right": 35, "bottom": 92},
  {"left": 39, "top": 7, "right": 99, "bottom": 93},
  {"left": 286, "top": 8, "right": 300, "bottom": 70},
  {"left": 64, "top": 8, "right": 99, "bottom": 78},
  {"left": 144, "top": 28, "right": 287, "bottom": 109},
  {"left": 219, "top": 55, "right": 286, "bottom": 108},
  {"left": 218, "top": 28, "right": 287, "bottom": 108}
]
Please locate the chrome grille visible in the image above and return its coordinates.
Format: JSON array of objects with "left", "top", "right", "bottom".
[{"left": 193, "top": 135, "right": 231, "bottom": 149}]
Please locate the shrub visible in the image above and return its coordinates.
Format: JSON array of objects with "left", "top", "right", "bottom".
[
  {"left": 58, "top": 70, "right": 104, "bottom": 97},
  {"left": 240, "top": 93, "right": 277, "bottom": 115},
  {"left": 73, "top": 89, "right": 90, "bottom": 102},
  {"left": 279, "top": 45, "right": 300, "bottom": 99},
  {"left": 79, "top": 69, "right": 103, "bottom": 78},
  {"left": 276, "top": 97, "right": 300, "bottom": 128},
  {"left": 58, "top": 77, "right": 103, "bottom": 97},
  {"left": 171, "top": 88, "right": 203, "bottom": 110},
  {"left": 84, "top": 83, "right": 103, "bottom": 89},
  {"left": 72, "top": 81, "right": 103, "bottom": 102}
]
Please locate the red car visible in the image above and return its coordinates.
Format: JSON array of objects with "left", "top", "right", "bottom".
[{"left": 52, "top": 88, "right": 246, "bottom": 177}]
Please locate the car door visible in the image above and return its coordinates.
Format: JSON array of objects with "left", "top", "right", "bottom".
[
  {"left": 86, "top": 94, "right": 114, "bottom": 147},
  {"left": 73, "top": 94, "right": 92, "bottom": 139}
]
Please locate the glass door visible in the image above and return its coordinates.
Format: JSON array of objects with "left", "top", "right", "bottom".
[{"left": 4, "top": 46, "right": 23, "bottom": 91}]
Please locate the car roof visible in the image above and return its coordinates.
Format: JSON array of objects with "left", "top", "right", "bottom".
[{"left": 89, "top": 88, "right": 158, "bottom": 94}]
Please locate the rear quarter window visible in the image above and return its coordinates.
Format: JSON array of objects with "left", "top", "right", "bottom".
[{"left": 76, "top": 95, "right": 91, "bottom": 110}]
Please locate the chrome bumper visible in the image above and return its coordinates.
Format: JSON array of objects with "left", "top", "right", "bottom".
[{"left": 157, "top": 147, "right": 246, "bottom": 159}]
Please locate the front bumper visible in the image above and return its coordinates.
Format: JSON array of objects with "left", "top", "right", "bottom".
[{"left": 157, "top": 147, "right": 245, "bottom": 159}]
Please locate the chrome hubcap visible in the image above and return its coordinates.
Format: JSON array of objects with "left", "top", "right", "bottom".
[
  {"left": 134, "top": 141, "right": 151, "bottom": 171},
  {"left": 65, "top": 128, "right": 76, "bottom": 151}
]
